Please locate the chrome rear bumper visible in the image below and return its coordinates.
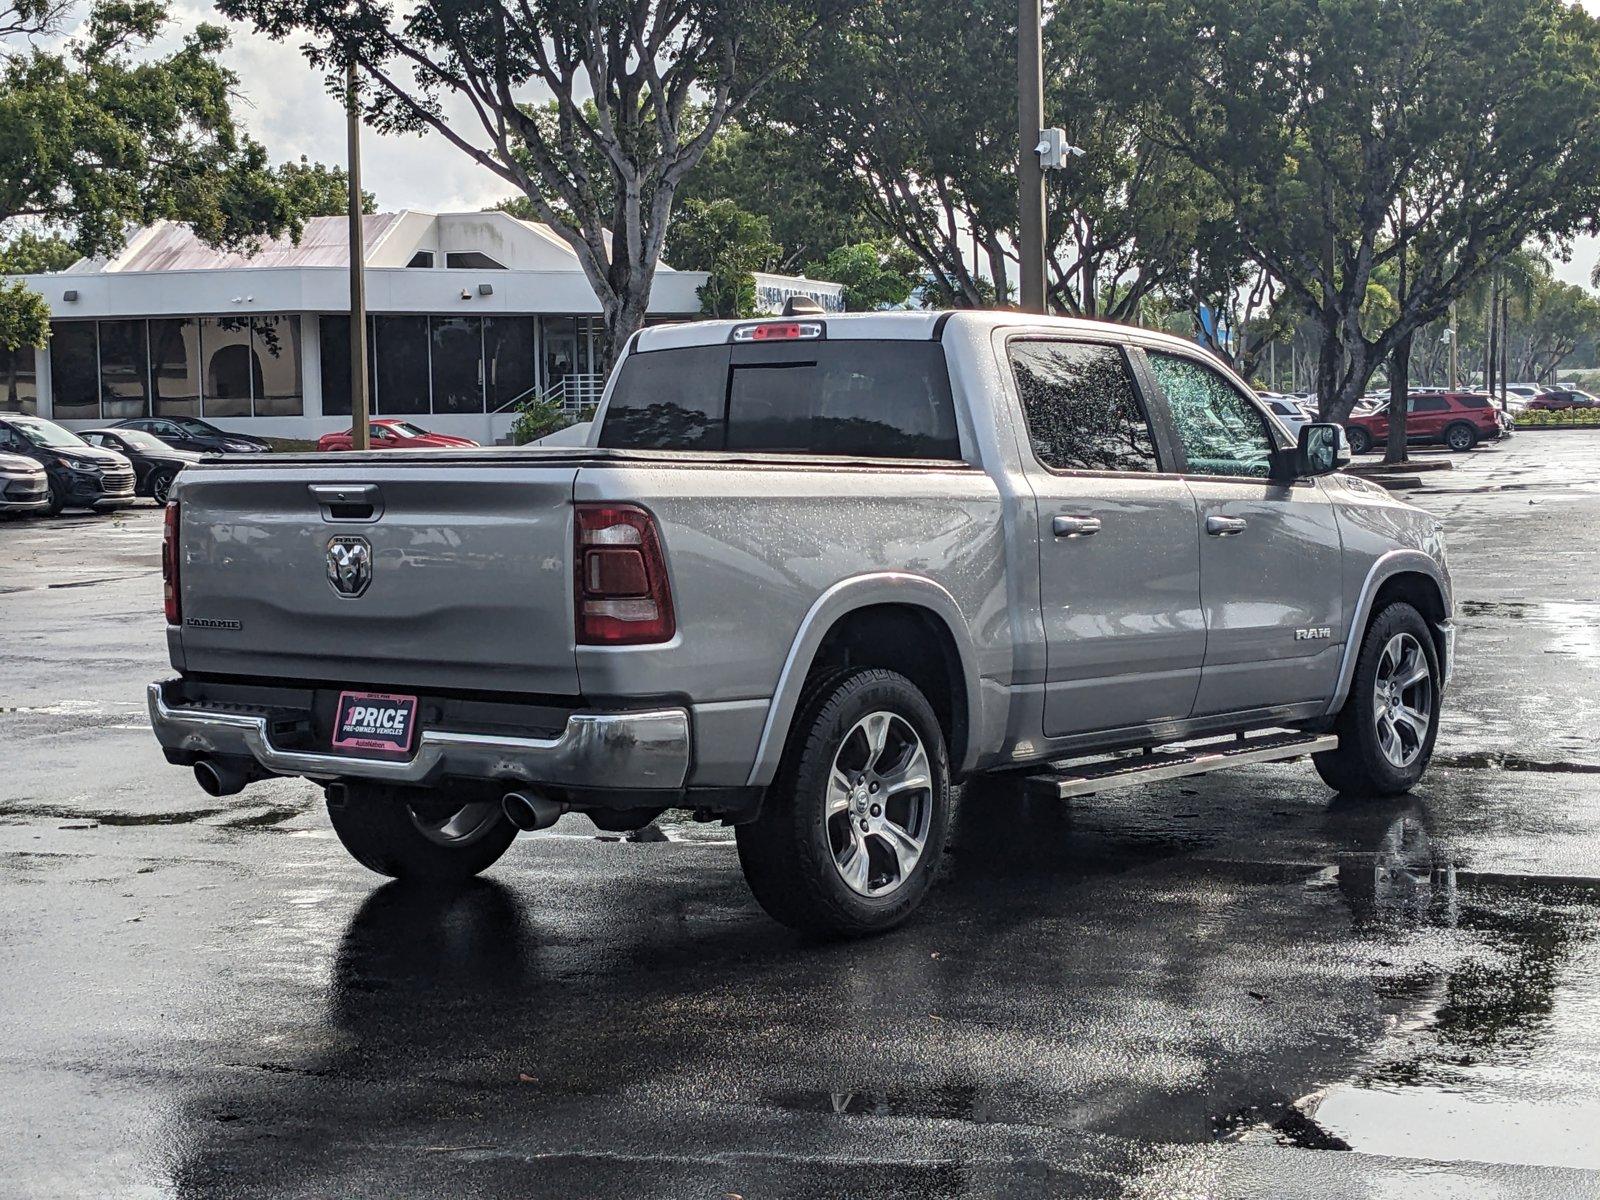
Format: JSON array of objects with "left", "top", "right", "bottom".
[{"left": 147, "top": 681, "right": 690, "bottom": 790}]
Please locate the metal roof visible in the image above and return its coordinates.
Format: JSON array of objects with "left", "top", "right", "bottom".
[{"left": 104, "top": 214, "right": 406, "bottom": 273}]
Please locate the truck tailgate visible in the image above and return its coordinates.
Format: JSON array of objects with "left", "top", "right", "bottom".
[{"left": 173, "top": 461, "right": 581, "bottom": 695}]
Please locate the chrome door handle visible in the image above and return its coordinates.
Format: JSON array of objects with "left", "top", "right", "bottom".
[
  {"left": 1206, "top": 515, "right": 1248, "bottom": 537},
  {"left": 1052, "top": 514, "right": 1102, "bottom": 538}
]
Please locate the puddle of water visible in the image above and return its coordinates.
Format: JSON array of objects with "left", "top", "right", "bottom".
[
  {"left": 1434, "top": 751, "right": 1600, "bottom": 775},
  {"left": 1280, "top": 883, "right": 1600, "bottom": 1170},
  {"left": 1458, "top": 599, "right": 1600, "bottom": 661}
]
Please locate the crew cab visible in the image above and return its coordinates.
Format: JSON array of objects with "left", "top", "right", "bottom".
[
  {"left": 1342, "top": 391, "right": 1511, "bottom": 453},
  {"left": 148, "top": 312, "right": 1454, "bottom": 935}
]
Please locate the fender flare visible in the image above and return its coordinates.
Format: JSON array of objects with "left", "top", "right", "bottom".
[
  {"left": 1327, "top": 549, "right": 1452, "bottom": 714},
  {"left": 745, "top": 572, "right": 984, "bottom": 787}
]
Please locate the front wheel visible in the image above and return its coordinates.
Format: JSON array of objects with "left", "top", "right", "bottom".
[
  {"left": 149, "top": 469, "right": 175, "bottom": 505},
  {"left": 326, "top": 783, "right": 519, "bottom": 883},
  {"left": 1444, "top": 422, "right": 1477, "bottom": 452},
  {"left": 1345, "top": 426, "right": 1373, "bottom": 455},
  {"left": 1314, "top": 602, "right": 1441, "bottom": 796},
  {"left": 736, "top": 668, "right": 951, "bottom": 936}
]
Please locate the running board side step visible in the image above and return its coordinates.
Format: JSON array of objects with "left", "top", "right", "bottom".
[{"left": 1024, "top": 731, "right": 1338, "bottom": 801}]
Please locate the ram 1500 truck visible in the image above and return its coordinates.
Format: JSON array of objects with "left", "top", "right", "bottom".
[{"left": 148, "top": 312, "right": 1453, "bottom": 935}]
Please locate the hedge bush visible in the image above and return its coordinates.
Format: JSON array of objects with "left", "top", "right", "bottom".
[{"left": 1515, "top": 407, "right": 1600, "bottom": 427}]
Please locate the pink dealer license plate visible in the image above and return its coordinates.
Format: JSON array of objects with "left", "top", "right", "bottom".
[{"left": 332, "top": 691, "right": 419, "bottom": 754}]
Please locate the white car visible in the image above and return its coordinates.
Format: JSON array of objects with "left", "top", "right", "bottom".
[{"left": 1261, "top": 394, "right": 1311, "bottom": 436}]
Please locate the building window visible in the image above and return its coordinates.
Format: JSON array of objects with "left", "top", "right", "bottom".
[
  {"left": 49, "top": 321, "right": 99, "bottom": 420},
  {"left": 485, "top": 316, "right": 536, "bottom": 410},
  {"left": 200, "top": 317, "right": 255, "bottom": 417},
  {"left": 373, "top": 316, "right": 430, "bottom": 414},
  {"left": 429, "top": 316, "right": 484, "bottom": 413},
  {"left": 149, "top": 318, "right": 201, "bottom": 417},
  {"left": 252, "top": 315, "right": 303, "bottom": 416},
  {"left": 406, "top": 250, "right": 435, "bottom": 268},
  {"left": 444, "top": 251, "right": 505, "bottom": 269},
  {"left": 0, "top": 344, "right": 38, "bottom": 415},
  {"left": 97, "top": 319, "right": 150, "bottom": 420}
]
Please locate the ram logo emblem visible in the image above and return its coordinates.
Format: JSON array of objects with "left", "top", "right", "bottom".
[
  {"left": 326, "top": 536, "right": 373, "bottom": 598},
  {"left": 1295, "top": 626, "right": 1333, "bottom": 641}
]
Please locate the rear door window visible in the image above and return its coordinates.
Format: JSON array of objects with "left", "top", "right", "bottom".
[
  {"left": 600, "top": 340, "right": 961, "bottom": 459},
  {"left": 1007, "top": 340, "right": 1160, "bottom": 472},
  {"left": 1409, "top": 396, "right": 1450, "bottom": 413}
]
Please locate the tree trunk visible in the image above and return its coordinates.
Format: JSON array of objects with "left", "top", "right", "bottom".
[{"left": 1385, "top": 331, "right": 1412, "bottom": 464}]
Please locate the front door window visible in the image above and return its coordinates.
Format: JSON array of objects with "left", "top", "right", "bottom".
[{"left": 1146, "top": 352, "right": 1274, "bottom": 478}]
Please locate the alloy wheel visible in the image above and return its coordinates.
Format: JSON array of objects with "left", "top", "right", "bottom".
[
  {"left": 826, "top": 711, "right": 934, "bottom": 898},
  {"left": 1373, "top": 632, "right": 1433, "bottom": 769}
]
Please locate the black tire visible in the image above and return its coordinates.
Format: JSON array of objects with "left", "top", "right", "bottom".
[
  {"left": 1444, "top": 422, "right": 1477, "bottom": 452},
  {"left": 1346, "top": 426, "right": 1373, "bottom": 455},
  {"left": 1314, "top": 602, "right": 1441, "bottom": 796},
  {"left": 326, "top": 782, "right": 519, "bottom": 883},
  {"left": 149, "top": 469, "right": 175, "bottom": 505},
  {"left": 44, "top": 480, "right": 65, "bottom": 517},
  {"left": 736, "top": 667, "right": 951, "bottom": 936}
]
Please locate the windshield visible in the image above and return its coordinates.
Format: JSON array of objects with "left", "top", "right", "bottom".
[
  {"left": 116, "top": 430, "right": 170, "bottom": 451},
  {"left": 11, "top": 419, "right": 87, "bottom": 449},
  {"left": 388, "top": 422, "right": 430, "bottom": 437}
]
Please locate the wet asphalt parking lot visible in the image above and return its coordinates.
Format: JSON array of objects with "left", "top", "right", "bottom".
[{"left": 3, "top": 434, "right": 1600, "bottom": 1199}]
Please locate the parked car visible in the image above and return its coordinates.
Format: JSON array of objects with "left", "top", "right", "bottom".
[
  {"left": 315, "top": 419, "right": 480, "bottom": 452},
  {"left": 149, "top": 312, "right": 1453, "bottom": 936},
  {"left": 78, "top": 428, "right": 202, "bottom": 504},
  {"left": 1342, "top": 391, "right": 1511, "bottom": 454},
  {"left": 0, "top": 451, "right": 51, "bottom": 517},
  {"left": 1261, "top": 395, "right": 1311, "bottom": 437},
  {"left": 0, "top": 415, "right": 137, "bottom": 514},
  {"left": 1527, "top": 388, "right": 1599, "bottom": 412},
  {"left": 114, "top": 416, "right": 270, "bottom": 455}
]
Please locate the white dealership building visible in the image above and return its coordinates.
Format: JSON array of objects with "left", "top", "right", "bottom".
[{"left": 0, "top": 210, "right": 843, "bottom": 443}]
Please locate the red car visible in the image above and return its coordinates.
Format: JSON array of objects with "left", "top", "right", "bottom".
[
  {"left": 1526, "top": 388, "right": 1598, "bottom": 411},
  {"left": 1342, "top": 392, "right": 1511, "bottom": 454},
  {"left": 316, "top": 420, "right": 479, "bottom": 452}
]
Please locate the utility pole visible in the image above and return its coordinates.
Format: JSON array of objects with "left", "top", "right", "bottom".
[
  {"left": 346, "top": 58, "right": 370, "bottom": 451},
  {"left": 1448, "top": 302, "right": 1458, "bottom": 390},
  {"left": 1018, "top": 0, "right": 1045, "bottom": 313}
]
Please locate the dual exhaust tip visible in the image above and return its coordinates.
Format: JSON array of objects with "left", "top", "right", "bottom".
[{"left": 196, "top": 759, "right": 563, "bottom": 833}]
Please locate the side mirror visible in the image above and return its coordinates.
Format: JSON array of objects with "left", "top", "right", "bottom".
[{"left": 1295, "top": 422, "right": 1349, "bottom": 477}]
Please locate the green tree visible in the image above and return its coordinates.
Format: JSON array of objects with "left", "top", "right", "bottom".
[
  {"left": 220, "top": 0, "right": 844, "bottom": 367},
  {"left": 1094, "top": 0, "right": 1600, "bottom": 421},
  {"left": 756, "top": 0, "right": 1246, "bottom": 316},
  {"left": 0, "top": 277, "right": 50, "bottom": 350},
  {"left": 669, "top": 198, "right": 778, "bottom": 318},
  {"left": 677, "top": 122, "right": 882, "bottom": 271},
  {"left": 1, "top": 1, "right": 349, "bottom": 347},
  {"left": 271, "top": 157, "right": 376, "bottom": 219},
  {"left": 0, "top": 230, "right": 81, "bottom": 274},
  {"left": 817, "top": 242, "right": 919, "bottom": 310}
]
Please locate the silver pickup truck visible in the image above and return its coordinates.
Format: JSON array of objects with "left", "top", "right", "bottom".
[{"left": 149, "top": 311, "right": 1453, "bottom": 934}]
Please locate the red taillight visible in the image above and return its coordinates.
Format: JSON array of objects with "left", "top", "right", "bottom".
[
  {"left": 162, "top": 500, "right": 181, "bottom": 625},
  {"left": 574, "top": 503, "right": 675, "bottom": 645}
]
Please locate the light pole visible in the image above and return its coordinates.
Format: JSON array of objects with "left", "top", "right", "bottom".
[
  {"left": 1018, "top": 0, "right": 1045, "bottom": 313},
  {"left": 346, "top": 58, "right": 370, "bottom": 451}
]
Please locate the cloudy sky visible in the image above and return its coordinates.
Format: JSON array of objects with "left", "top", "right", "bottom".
[{"left": 168, "top": 0, "right": 1600, "bottom": 287}]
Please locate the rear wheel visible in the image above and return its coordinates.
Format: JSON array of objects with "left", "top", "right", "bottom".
[
  {"left": 1345, "top": 426, "right": 1373, "bottom": 455},
  {"left": 326, "top": 782, "right": 518, "bottom": 882},
  {"left": 1444, "top": 422, "right": 1477, "bottom": 452},
  {"left": 1314, "top": 602, "right": 1440, "bottom": 796},
  {"left": 736, "top": 668, "right": 951, "bottom": 936}
]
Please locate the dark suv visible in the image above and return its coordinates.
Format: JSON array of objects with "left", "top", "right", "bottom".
[
  {"left": 0, "top": 415, "right": 137, "bottom": 514},
  {"left": 1343, "top": 392, "right": 1512, "bottom": 453}
]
